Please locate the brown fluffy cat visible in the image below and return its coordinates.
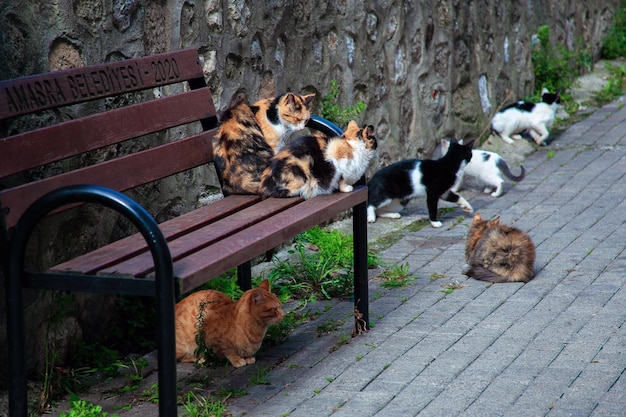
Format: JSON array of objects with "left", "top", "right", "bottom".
[
  {"left": 214, "top": 92, "right": 315, "bottom": 195},
  {"left": 464, "top": 213, "right": 536, "bottom": 283},
  {"left": 259, "top": 120, "right": 377, "bottom": 199},
  {"left": 175, "top": 280, "right": 284, "bottom": 367}
]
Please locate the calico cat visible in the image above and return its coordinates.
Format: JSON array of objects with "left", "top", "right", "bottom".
[
  {"left": 464, "top": 213, "right": 536, "bottom": 283},
  {"left": 440, "top": 139, "right": 525, "bottom": 197},
  {"left": 214, "top": 92, "right": 314, "bottom": 195},
  {"left": 175, "top": 279, "right": 284, "bottom": 367},
  {"left": 251, "top": 93, "right": 315, "bottom": 152},
  {"left": 491, "top": 88, "right": 560, "bottom": 145},
  {"left": 259, "top": 120, "right": 377, "bottom": 199},
  {"left": 367, "top": 138, "right": 474, "bottom": 227}
]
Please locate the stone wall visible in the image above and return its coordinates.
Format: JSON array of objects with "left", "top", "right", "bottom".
[{"left": 0, "top": 0, "right": 619, "bottom": 384}]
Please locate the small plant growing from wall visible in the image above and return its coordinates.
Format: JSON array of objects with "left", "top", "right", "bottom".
[
  {"left": 320, "top": 80, "right": 366, "bottom": 128},
  {"left": 602, "top": 0, "right": 626, "bottom": 59},
  {"left": 530, "top": 25, "right": 592, "bottom": 113}
]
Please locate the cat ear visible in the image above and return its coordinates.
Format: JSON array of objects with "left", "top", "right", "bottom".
[
  {"left": 252, "top": 290, "right": 265, "bottom": 304},
  {"left": 343, "top": 120, "right": 360, "bottom": 138},
  {"left": 465, "top": 139, "right": 475, "bottom": 148},
  {"left": 302, "top": 93, "right": 316, "bottom": 106},
  {"left": 259, "top": 279, "right": 270, "bottom": 290},
  {"left": 473, "top": 213, "right": 483, "bottom": 222},
  {"left": 283, "top": 93, "right": 297, "bottom": 107}
]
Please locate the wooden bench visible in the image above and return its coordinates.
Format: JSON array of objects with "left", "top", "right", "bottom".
[{"left": 0, "top": 48, "right": 370, "bottom": 416}]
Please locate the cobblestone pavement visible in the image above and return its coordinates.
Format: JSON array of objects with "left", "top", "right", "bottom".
[{"left": 218, "top": 99, "right": 626, "bottom": 417}]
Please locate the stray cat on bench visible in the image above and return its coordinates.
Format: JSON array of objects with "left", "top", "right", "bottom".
[
  {"left": 259, "top": 120, "right": 378, "bottom": 199},
  {"left": 491, "top": 88, "right": 559, "bottom": 145},
  {"left": 175, "top": 280, "right": 284, "bottom": 367},
  {"left": 214, "top": 92, "right": 315, "bottom": 195},
  {"left": 367, "top": 138, "right": 474, "bottom": 227}
]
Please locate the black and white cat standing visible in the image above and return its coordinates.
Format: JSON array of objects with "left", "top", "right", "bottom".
[
  {"left": 367, "top": 138, "right": 474, "bottom": 228},
  {"left": 439, "top": 139, "right": 525, "bottom": 197},
  {"left": 491, "top": 88, "right": 560, "bottom": 145}
]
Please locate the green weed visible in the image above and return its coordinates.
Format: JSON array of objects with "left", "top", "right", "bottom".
[
  {"left": 531, "top": 25, "right": 592, "bottom": 113},
  {"left": 377, "top": 263, "right": 417, "bottom": 289},
  {"left": 593, "top": 62, "right": 626, "bottom": 105},
  {"left": 60, "top": 396, "right": 118, "bottom": 417},
  {"left": 440, "top": 281, "right": 467, "bottom": 295},
  {"left": 602, "top": 0, "right": 626, "bottom": 59},
  {"left": 140, "top": 383, "right": 159, "bottom": 404},
  {"left": 316, "top": 318, "right": 346, "bottom": 336},
  {"left": 269, "top": 226, "right": 377, "bottom": 302},
  {"left": 430, "top": 272, "right": 446, "bottom": 281},
  {"left": 248, "top": 366, "right": 272, "bottom": 386},
  {"left": 182, "top": 391, "right": 228, "bottom": 417},
  {"left": 320, "top": 80, "right": 366, "bottom": 128},
  {"left": 263, "top": 309, "right": 313, "bottom": 348}
]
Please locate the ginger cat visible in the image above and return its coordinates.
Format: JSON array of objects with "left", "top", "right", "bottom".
[{"left": 175, "top": 280, "right": 284, "bottom": 367}]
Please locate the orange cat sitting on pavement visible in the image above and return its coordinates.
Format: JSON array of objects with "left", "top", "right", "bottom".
[{"left": 175, "top": 280, "right": 284, "bottom": 367}]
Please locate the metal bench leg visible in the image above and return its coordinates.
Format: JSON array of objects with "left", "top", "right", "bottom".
[
  {"left": 353, "top": 200, "right": 370, "bottom": 333},
  {"left": 6, "top": 266, "right": 27, "bottom": 417},
  {"left": 155, "top": 275, "right": 178, "bottom": 416},
  {"left": 237, "top": 261, "right": 252, "bottom": 291}
]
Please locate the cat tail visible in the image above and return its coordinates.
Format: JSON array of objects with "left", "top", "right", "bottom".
[
  {"left": 496, "top": 158, "right": 526, "bottom": 182},
  {"left": 464, "top": 265, "right": 513, "bottom": 283}
]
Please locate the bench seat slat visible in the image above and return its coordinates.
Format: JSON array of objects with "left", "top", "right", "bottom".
[
  {"left": 48, "top": 194, "right": 262, "bottom": 275},
  {"left": 174, "top": 186, "right": 368, "bottom": 293},
  {"left": 97, "top": 197, "right": 303, "bottom": 277},
  {"left": 0, "top": 88, "right": 216, "bottom": 178},
  {"left": 1, "top": 129, "right": 215, "bottom": 228}
]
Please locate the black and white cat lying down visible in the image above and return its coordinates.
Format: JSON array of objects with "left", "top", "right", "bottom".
[{"left": 367, "top": 138, "right": 474, "bottom": 228}]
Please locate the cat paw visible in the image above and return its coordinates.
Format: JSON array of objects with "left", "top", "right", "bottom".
[
  {"left": 339, "top": 184, "right": 354, "bottom": 193},
  {"left": 367, "top": 207, "right": 377, "bottom": 223},
  {"left": 430, "top": 220, "right": 443, "bottom": 228},
  {"left": 230, "top": 359, "right": 247, "bottom": 368},
  {"left": 458, "top": 199, "right": 474, "bottom": 213},
  {"left": 490, "top": 190, "right": 503, "bottom": 197}
]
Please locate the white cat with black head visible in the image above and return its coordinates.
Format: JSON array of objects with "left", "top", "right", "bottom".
[
  {"left": 367, "top": 138, "right": 474, "bottom": 228},
  {"left": 440, "top": 139, "right": 525, "bottom": 197},
  {"left": 491, "top": 88, "right": 559, "bottom": 145}
]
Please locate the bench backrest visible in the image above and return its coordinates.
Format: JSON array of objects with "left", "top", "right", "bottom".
[{"left": 0, "top": 48, "right": 218, "bottom": 230}]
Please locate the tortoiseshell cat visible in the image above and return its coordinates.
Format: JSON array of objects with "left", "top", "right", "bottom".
[
  {"left": 259, "top": 120, "right": 377, "bottom": 199},
  {"left": 214, "top": 92, "right": 315, "bottom": 195},
  {"left": 175, "top": 280, "right": 284, "bottom": 367},
  {"left": 464, "top": 213, "right": 536, "bottom": 283},
  {"left": 252, "top": 93, "right": 315, "bottom": 152}
]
